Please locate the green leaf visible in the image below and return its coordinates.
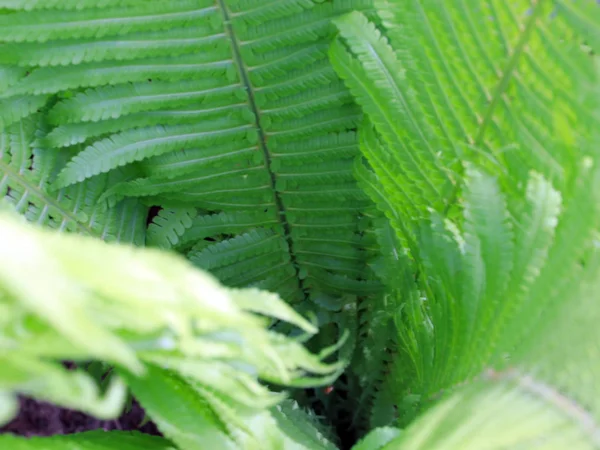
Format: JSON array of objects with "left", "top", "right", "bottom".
[
  {"left": 459, "top": 166, "right": 513, "bottom": 373},
  {"left": 387, "top": 374, "right": 599, "bottom": 449},
  {"left": 122, "top": 364, "right": 236, "bottom": 450},
  {"left": 0, "top": 210, "right": 339, "bottom": 428},
  {"left": 331, "top": 4, "right": 600, "bottom": 438},
  {"left": 330, "top": 12, "right": 451, "bottom": 214},
  {"left": 0, "top": 430, "right": 175, "bottom": 450},
  {"left": 1, "top": 0, "right": 380, "bottom": 316},
  {"left": 351, "top": 427, "right": 401, "bottom": 450}
]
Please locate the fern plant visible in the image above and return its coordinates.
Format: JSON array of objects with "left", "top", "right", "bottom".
[
  {"left": 0, "top": 0, "right": 386, "bottom": 433},
  {"left": 0, "top": 208, "right": 342, "bottom": 449},
  {"left": 1, "top": 0, "right": 600, "bottom": 449},
  {"left": 329, "top": 0, "right": 600, "bottom": 444},
  {"left": 0, "top": 3, "right": 384, "bottom": 419},
  {"left": 0, "top": 0, "right": 381, "bottom": 304}
]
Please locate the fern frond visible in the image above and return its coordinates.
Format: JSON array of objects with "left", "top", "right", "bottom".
[
  {"left": 1, "top": 55, "right": 232, "bottom": 100},
  {"left": 497, "top": 157, "right": 600, "bottom": 356},
  {"left": 458, "top": 165, "right": 514, "bottom": 372},
  {"left": 48, "top": 78, "right": 242, "bottom": 125},
  {"left": 390, "top": 369, "right": 600, "bottom": 448},
  {"left": 228, "top": 0, "right": 314, "bottom": 25},
  {"left": 0, "top": 27, "right": 226, "bottom": 68},
  {"left": 43, "top": 106, "right": 249, "bottom": 149},
  {"left": 397, "top": 240, "right": 600, "bottom": 443},
  {"left": 271, "top": 131, "right": 359, "bottom": 163},
  {"left": 54, "top": 118, "right": 253, "bottom": 187},
  {"left": 330, "top": 12, "right": 453, "bottom": 212},
  {"left": 2, "top": 0, "right": 381, "bottom": 312},
  {"left": 351, "top": 427, "right": 401, "bottom": 450},
  {"left": 331, "top": 0, "right": 599, "bottom": 402},
  {"left": 249, "top": 43, "right": 330, "bottom": 82},
  {"left": 256, "top": 64, "right": 339, "bottom": 101},
  {"left": 0, "top": 1, "right": 217, "bottom": 43},
  {"left": 179, "top": 210, "right": 280, "bottom": 247},
  {"left": 375, "top": 0, "right": 597, "bottom": 189},
  {"left": 104, "top": 197, "right": 148, "bottom": 246},
  {"left": 189, "top": 228, "right": 285, "bottom": 271},
  {"left": 355, "top": 123, "right": 422, "bottom": 229},
  {"left": 477, "top": 171, "right": 562, "bottom": 366},
  {"left": 0, "top": 210, "right": 340, "bottom": 439},
  {"left": 271, "top": 400, "right": 339, "bottom": 449},
  {"left": 103, "top": 166, "right": 270, "bottom": 207},
  {"left": 241, "top": 0, "right": 373, "bottom": 53},
  {"left": 155, "top": 189, "right": 275, "bottom": 210},
  {"left": 349, "top": 306, "right": 397, "bottom": 433}
]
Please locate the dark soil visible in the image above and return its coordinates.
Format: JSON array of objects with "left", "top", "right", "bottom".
[{"left": 0, "top": 396, "right": 162, "bottom": 438}]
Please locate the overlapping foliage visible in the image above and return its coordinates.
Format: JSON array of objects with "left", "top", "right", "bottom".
[
  {"left": 0, "top": 208, "right": 341, "bottom": 449},
  {"left": 0, "top": 0, "right": 381, "bottom": 307},
  {"left": 0, "top": 0, "right": 385, "bottom": 433},
  {"left": 329, "top": 0, "right": 600, "bottom": 445},
  {"left": 0, "top": 0, "right": 599, "bottom": 448}
]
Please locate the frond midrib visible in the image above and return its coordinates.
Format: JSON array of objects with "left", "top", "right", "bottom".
[
  {"left": 216, "top": 0, "right": 306, "bottom": 300},
  {"left": 473, "top": 2, "right": 545, "bottom": 146},
  {"left": 442, "top": 2, "right": 546, "bottom": 213}
]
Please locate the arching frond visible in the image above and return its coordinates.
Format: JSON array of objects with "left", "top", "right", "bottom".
[
  {"left": 2, "top": 1, "right": 600, "bottom": 448},
  {"left": 0, "top": 0, "right": 381, "bottom": 311},
  {"left": 330, "top": 0, "right": 600, "bottom": 435},
  {"left": 0, "top": 210, "right": 340, "bottom": 448}
]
